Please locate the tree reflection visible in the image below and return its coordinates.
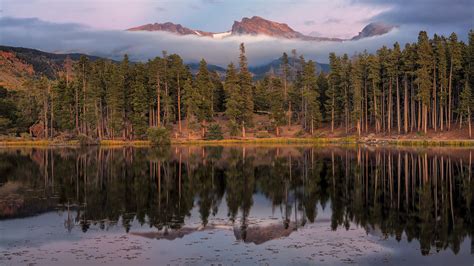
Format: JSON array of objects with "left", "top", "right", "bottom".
[{"left": 0, "top": 146, "right": 472, "bottom": 255}]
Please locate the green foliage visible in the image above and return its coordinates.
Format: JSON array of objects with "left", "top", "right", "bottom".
[
  {"left": 224, "top": 63, "right": 242, "bottom": 125},
  {"left": 267, "top": 76, "right": 286, "bottom": 129},
  {"left": 205, "top": 124, "right": 224, "bottom": 140},
  {"left": 238, "top": 43, "right": 254, "bottom": 127},
  {"left": 131, "top": 64, "right": 149, "bottom": 138},
  {"left": 194, "top": 59, "right": 214, "bottom": 122},
  {"left": 459, "top": 80, "right": 472, "bottom": 120},
  {"left": 228, "top": 120, "right": 240, "bottom": 137},
  {"left": 147, "top": 127, "right": 171, "bottom": 146}
]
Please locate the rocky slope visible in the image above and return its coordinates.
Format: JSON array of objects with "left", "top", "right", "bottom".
[{"left": 128, "top": 16, "right": 393, "bottom": 41}]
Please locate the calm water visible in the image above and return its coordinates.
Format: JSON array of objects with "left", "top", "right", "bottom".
[{"left": 0, "top": 145, "right": 472, "bottom": 265}]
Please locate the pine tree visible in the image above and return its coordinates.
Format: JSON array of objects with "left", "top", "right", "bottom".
[
  {"left": 182, "top": 77, "right": 199, "bottom": 132},
  {"left": 416, "top": 31, "right": 433, "bottom": 134},
  {"left": 224, "top": 63, "right": 242, "bottom": 136},
  {"left": 459, "top": 80, "right": 472, "bottom": 137},
  {"left": 447, "top": 32, "right": 462, "bottom": 130},
  {"left": 238, "top": 43, "right": 254, "bottom": 137},
  {"left": 367, "top": 54, "right": 381, "bottom": 133},
  {"left": 268, "top": 76, "right": 286, "bottom": 136},
  {"left": 351, "top": 55, "right": 364, "bottom": 136},
  {"left": 105, "top": 58, "right": 127, "bottom": 139},
  {"left": 301, "top": 60, "right": 321, "bottom": 133},
  {"left": 281, "top": 52, "right": 292, "bottom": 126},
  {"left": 195, "top": 59, "right": 214, "bottom": 136},
  {"left": 392, "top": 42, "right": 402, "bottom": 134},
  {"left": 434, "top": 35, "right": 448, "bottom": 131},
  {"left": 131, "top": 64, "right": 149, "bottom": 138},
  {"left": 326, "top": 53, "right": 340, "bottom": 132}
]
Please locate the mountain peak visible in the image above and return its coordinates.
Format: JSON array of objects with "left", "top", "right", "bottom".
[
  {"left": 127, "top": 22, "right": 213, "bottom": 37},
  {"left": 127, "top": 18, "right": 392, "bottom": 42},
  {"left": 351, "top": 22, "right": 396, "bottom": 40},
  {"left": 231, "top": 16, "right": 303, "bottom": 39}
]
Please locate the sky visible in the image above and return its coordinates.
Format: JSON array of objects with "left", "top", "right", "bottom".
[{"left": 0, "top": 0, "right": 472, "bottom": 65}]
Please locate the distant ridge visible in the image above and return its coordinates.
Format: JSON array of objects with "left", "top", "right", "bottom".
[{"left": 128, "top": 16, "right": 395, "bottom": 42}]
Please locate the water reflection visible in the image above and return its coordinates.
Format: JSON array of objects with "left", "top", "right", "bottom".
[{"left": 0, "top": 145, "right": 472, "bottom": 255}]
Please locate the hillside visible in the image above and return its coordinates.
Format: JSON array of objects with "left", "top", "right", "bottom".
[
  {"left": 0, "top": 46, "right": 328, "bottom": 89},
  {"left": 0, "top": 46, "right": 104, "bottom": 89}
]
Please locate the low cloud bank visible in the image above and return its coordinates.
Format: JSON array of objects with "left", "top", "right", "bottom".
[{"left": 0, "top": 17, "right": 469, "bottom": 67}]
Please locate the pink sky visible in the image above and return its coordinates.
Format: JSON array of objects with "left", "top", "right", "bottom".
[{"left": 1, "top": 0, "right": 390, "bottom": 39}]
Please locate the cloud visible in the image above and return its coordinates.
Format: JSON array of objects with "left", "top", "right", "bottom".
[
  {"left": 0, "top": 17, "right": 469, "bottom": 67},
  {"left": 202, "top": 0, "right": 224, "bottom": 4},
  {"left": 353, "top": 0, "right": 473, "bottom": 32},
  {"left": 323, "top": 18, "right": 342, "bottom": 24},
  {"left": 304, "top": 20, "right": 316, "bottom": 26}
]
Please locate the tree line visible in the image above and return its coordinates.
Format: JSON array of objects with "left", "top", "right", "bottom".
[{"left": 0, "top": 30, "right": 472, "bottom": 139}]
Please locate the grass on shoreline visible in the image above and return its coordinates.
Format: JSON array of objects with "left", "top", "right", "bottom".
[{"left": 2, "top": 136, "right": 474, "bottom": 147}]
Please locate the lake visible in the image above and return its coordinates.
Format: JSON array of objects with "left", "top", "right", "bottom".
[{"left": 0, "top": 145, "right": 472, "bottom": 265}]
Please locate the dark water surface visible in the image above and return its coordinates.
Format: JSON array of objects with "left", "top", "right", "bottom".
[{"left": 0, "top": 145, "right": 472, "bottom": 265}]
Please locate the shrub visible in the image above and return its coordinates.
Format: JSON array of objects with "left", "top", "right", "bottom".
[
  {"left": 147, "top": 127, "right": 171, "bottom": 146},
  {"left": 77, "top": 134, "right": 98, "bottom": 146},
  {"left": 19, "top": 132, "right": 32, "bottom": 140},
  {"left": 295, "top": 130, "right": 306, "bottom": 137},
  {"left": 416, "top": 131, "right": 425, "bottom": 137},
  {"left": 205, "top": 124, "right": 224, "bottom": 140},
  {"left": 255, "top": 131, "right": 271, "bottom": 138},
  {"left": 228, "top": 120, "right": 240, "bottom": 137}
]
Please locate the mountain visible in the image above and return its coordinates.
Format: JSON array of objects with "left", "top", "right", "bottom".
[
  {"left": 231, "top": 16, "right": 304, "bottom": 39},
  {"left": 186, "top": 62, "right": 227, "bottom": 77},
  {"left": 127, "top": 16, "right": 390, "bottom": 41},
  {"left": 351, "top": 22, "right": 396, "bottom": 40},
  {"left": 128, "top": 22, "right": 214, "bottom": 37},
  {"left": 249, "top": 57, "right": 329, "bottom": 80}
]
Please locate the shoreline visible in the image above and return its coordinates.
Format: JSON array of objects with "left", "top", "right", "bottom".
[{"left": 1, "top": 137, "right": 474, "bottom": 147}]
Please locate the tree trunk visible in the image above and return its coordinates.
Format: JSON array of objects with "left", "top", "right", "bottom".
[
  {"left": 331, "top": 97, "right": 335, "bottom": 133},
  {"left": 75, "top": 83, "right": 79, "bottom": 134},
  {"left": 82, "top": 62, "right": 87, "bottom": 136},
  {"left": 177, "top": 72, "right": 182, "bottom": 133},
  {"left": 433, "top": 63, "right": 437, "bottom": 132},
  {"left": 396, "top": 75, "right": 400, "bottom": 134},
  {"left": 288, "top": 101, "right": 292, "bottom": 127},
  {"left": 404, "top": 74, "right": 408, "bottom": 134},
  {"left": 44, "top": 86, "right": 49, "bottom": 139},
  {"left": 424, "top": 104, "right": 428, "bottom": 134},
  {"left": 388, "top": 77, "right": 392, "bottom": 134},
  {"left": 448, "top": 62, "right": 453, "bottom": 130},
  {"left": 50, "top": 83, "right": 54, "bottom": 138},
  {"left": 469, "top": 107, "right": 472, "bottom": 138},
  {"left": 364, "top": 79, "right": 368, "bottom": 133},
  {"left": 373, "top": 81, "right": 379, "bottom": 133},
  {"left": 156, "top": 72, "right": 161, "bottom": 127}
]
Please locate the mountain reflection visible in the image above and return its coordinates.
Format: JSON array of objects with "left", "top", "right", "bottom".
[{"left": 0, "top": 146, "right": 472, "bottom": 255}]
